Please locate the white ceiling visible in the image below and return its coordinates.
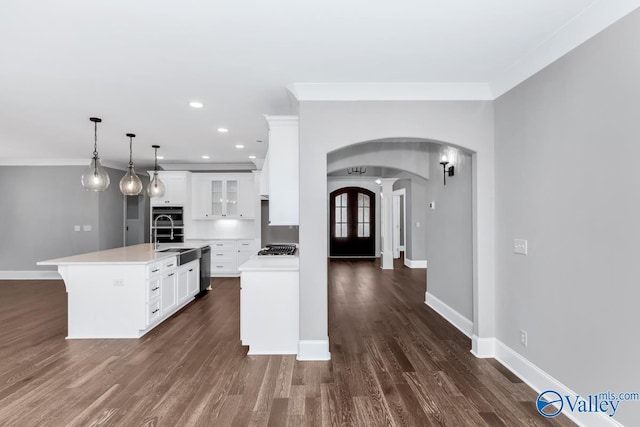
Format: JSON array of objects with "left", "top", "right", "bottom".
[{"left": 0, "top": 1, "right": 638, "bottom": 170}]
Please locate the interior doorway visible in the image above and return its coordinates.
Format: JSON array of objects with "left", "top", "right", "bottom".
[
  {"left": 124, "top": 194, "right": 146, "bottom": 246},
  {"left": 392, "top": 188, "right": 406, "bottom": 259},
  {"left": 329, "top": 187, "right": 376, "bottom": 257}
]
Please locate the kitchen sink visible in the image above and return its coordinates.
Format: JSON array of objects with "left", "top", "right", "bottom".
[{"left": 158, "top": 247, "right": 201, "bottom": 265}]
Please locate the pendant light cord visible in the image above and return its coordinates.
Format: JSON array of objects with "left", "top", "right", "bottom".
[
  {"left": 129, "top": 136, "right": 134, "bottom": 167},
  {"left": 154, "top": 147, "right": 159, "bottom": 171}
]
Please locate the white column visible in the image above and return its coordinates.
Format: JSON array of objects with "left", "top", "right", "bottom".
[{"left": 380, "top": 178, "right": 396, "bottom": 270}]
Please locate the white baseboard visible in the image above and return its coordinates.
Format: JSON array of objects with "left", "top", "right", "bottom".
[
  {"left": 425, "top": 291, "right": 473, "bottom": 337},
  {"left": 0, "top": 271, "right": 61, "bottom": 280},
  {"left": 471, "top": 335, "right": 496, "bottom": 358},
  {"left": 297, "top": 339, "right": 331, "bottom": 361},
  {"left": 404, "top": 258, "right": 427, "bottom": 268},
  {"left": 494, "top": 340, "right": 624, "bottom": 427}
]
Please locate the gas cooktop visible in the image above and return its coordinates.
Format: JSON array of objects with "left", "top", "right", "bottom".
[{"left": 257, "top": 244, "right": 297, "bottom": 256}]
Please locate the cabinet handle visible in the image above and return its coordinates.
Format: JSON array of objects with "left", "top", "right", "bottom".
[
  {"left": 216, "top": 254, "right": 224, "bottom": 256},
  {"left": 152, "top": 309, "right": 159, "bottom": 314},
  {"left": 168, "top": 273, "right": 175, "bottom": 277},
  {"left": 151, "top": 268, "right": 160, "bottom": 273},
  {"left": 151, "top": 287, "right": 159, "bottom": 291},
  {"left": 167, "top": 263, "right": 174, "bottom": 267},
  {"left": 189, "top": 268, "right": 193, "bottom": 272},
  {"left": 216, "top": 244, "right": 223, "bottom": 246}
]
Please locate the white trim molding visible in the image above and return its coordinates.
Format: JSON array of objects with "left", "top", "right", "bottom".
[
  {"left": 494, "top": 340, "right": 624, "bottom": 427},
  {"left": 297, "top": 339, "right": 331, "bottom": 361},
  {"left": 471, "top": 335, "right": 496, "bottom": 358},
  {"left": 0, "top": 271, "right": 61, "bottom": 280},
  {"left": 425, "top": 292, "right": 473, "bottom": 338},
  {"left": 404, "top": 258, "right": 427, "bottom": 268}
]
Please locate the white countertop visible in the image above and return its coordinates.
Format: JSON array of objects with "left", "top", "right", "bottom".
[
  {"left": 238, "top": 255, "right": 299, "bottom": 272},
  {"left": 38, "top": 243, "right": 180, "bottom": 266}
]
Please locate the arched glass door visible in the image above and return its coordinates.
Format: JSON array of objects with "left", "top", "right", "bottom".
[{"left": 329, "top": 187, "right": 375, "bottom": 257}]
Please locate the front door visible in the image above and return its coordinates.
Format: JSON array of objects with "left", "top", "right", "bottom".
[{"left": 330, "top": 187, "right": 375, "bottom": 257}]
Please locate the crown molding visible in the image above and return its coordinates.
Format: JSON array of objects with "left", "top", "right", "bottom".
[{"left": 490, "top": 0, "right": 640, "bottom": 97}]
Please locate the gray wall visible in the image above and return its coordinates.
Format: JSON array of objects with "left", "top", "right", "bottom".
[
  {"left": 261, "top": 200, "right": 299, "bottom": 245},
  {"left": 494, "top": 9, "right": 640, "bottom": 425},
  {"left": 424, "top": 144, "right": 473, "bottom": 320},
  {"left": 298, "top": 100, "right": 495, "bottom": 347},
  {"left": 0, "top": 166, "right": 124, "bottom": 272}
]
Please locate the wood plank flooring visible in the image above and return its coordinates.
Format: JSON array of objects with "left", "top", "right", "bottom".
[{"left": 0, "top": 260, "right": 574, "bottom": 426}]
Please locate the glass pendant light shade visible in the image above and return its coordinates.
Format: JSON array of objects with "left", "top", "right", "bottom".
[
  {"left": 81, "top": 117, "right": 110, "bottom": 192},
  {"left": 120, "top": 166, "right": 143, "bottom": 195},
  {"left": 147, "top": 145, "right": 166, "bottom": 198},
  {"left": 120, "top": 133, "right": 143, "bottom": 196},
  {"left": 147, "top": 171, "right": 166, "bottom": 198},
  {"left": 81, "top": 157, "right": 110, "bottom": 191}
]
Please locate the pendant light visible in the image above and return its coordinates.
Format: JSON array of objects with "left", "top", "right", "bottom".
[
  {"left": 119, "top": 133, "right": 143, "bottom": 196},
  {"left": 147, "top": 145, "right": 166, "bottom": 198},
  {"left": 81, "top": 117, "right": 110, "bottom": 191}
]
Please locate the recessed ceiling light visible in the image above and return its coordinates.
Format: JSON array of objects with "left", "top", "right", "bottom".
[
  {"left": 202, "top": 155, "right": 210, "bottom": 159},
  {"left": 235, "top": 144, "right": 244, "bottom": 149},
  {"left": 156, "top": 156, "right": 164, "bottom": 160},
  {"left": 248, "top": 155, "right": 256, "bottom": 159},
  {"left": 189, "top": 101, "right": 204, "bottom": 108},
  {"left": 217, "top": 128, "right": 228, "bottom": 133}
]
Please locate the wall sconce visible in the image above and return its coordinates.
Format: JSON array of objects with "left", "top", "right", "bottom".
[{"left": 439, "top": 155, "right": 455, "bottom": 185}]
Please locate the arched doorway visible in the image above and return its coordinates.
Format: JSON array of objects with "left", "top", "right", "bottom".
[{"left": 329, "top": 187, "right": 376, "bottom": 257}]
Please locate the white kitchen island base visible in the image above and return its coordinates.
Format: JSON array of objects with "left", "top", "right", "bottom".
[
  {"left": 239, "top": 257, "right": 299, "bottom": 355},
  {"left": 39, "top": 244, "right": 201, "bottom": 339}
]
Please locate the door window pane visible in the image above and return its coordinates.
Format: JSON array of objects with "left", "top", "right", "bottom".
[
  {"left": 335, "top": 193, "right": 348, "bottom": 238},
  {"left": 357, "top": 193, "right": 370, "bottom": 237}
]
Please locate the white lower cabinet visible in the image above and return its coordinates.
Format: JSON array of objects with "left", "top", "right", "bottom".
[
  {"left": 146, "top": 299, "right": 161, "bottom": 326},
  {"left": 187, "top": 264, "right": 200, "bottom": 294},
  {"left": 178, "top": 260, "right": 200, "bottom": 303},
  {"left": 240, "top": 270, "right": 299, "bottom": 354},
  {"left": 209, "top": 239, "right": 258, "bottom": 276},
  {"left": 161, "top": 269, "right": 177, "bottom": 314}
]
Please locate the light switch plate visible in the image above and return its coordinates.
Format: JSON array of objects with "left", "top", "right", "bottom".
[
  {"left": 74, "top": 225, "right": 81, "bottom": 231},
  {"left": 513, "top": 238, "right": 528, "bottom": 255},
  {"left": 83, "top": 225, "right": 92, "bottom": 232}
]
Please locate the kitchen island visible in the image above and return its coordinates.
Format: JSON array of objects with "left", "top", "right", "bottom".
[
  {"left": 39, "top": 243, "right": 202, "bottom": 339},
  {"left": 238, "top": 255, "right": 299, "bottom": 355}
]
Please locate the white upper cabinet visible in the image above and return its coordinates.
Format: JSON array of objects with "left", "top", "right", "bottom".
[
  {"left": 264, "top": 115, "right": 298, "bottom": 225},
  {"left": 148, "top": 171, "right": 190, "bottom": 206},
  {"left": 192, "top": 174, "right": 255, "bottom": 219}
]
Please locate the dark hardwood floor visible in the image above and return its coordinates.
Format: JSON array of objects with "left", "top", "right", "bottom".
[{"left": 0, "top": 260, "right": 573, "bottom": 426}]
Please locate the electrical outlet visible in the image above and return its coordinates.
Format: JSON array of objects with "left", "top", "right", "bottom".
[
  {"left": 83, "top": 225, "right": 92, "bottom": 232},
  {"left": 74, "top": 225, "right": 81, "bottom": 231},
  {"left": 520, "top": 329, "right": 528, "bottom": 347},
  {"left": 113, "top": 279, "right": 124, "bottom": 286},
  {"left": 513, "top": 238, "right": 528, "bottom": 255}
]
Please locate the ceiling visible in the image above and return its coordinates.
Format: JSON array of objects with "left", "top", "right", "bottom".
[{"left": 0, "top": 1, "right": 637, "bottom": 170}]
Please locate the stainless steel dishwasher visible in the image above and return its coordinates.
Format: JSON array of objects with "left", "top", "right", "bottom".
[{"left": 197, "top": 245, "right": 211, "bottom": 297}]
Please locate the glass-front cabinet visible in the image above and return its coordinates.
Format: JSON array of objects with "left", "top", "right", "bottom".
[{"left": 192, "top": 174, "right": 254, "bottom": 219}]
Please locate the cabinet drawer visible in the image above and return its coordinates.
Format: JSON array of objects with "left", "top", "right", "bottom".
[
  {"left": 211, "top": 261, "right": 237, "bottom": 274},
  {"left": 237, "top": 240, "right": 257, "bottom": 251},
  {"left": 148, "top": 262, "right": 162, "bottom": 278},
  {"left": 211, "top": 250, "right": 234, "bottom": 262},
  {"left": 210, "top": 240, "right": 236, "bottom": 250},
  {"left": 146, "top": 299, "right": 161, "bottom": 326},
  {"left": 148, "top": 278, "right": 161, "bottom": 301},
  {"left": 162, "top": 257, "right": 177, "bottom": 269}
]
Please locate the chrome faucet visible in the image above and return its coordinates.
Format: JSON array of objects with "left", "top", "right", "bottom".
[{"left": 154, "top": 214, "right": 175, "bottom": 250}]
